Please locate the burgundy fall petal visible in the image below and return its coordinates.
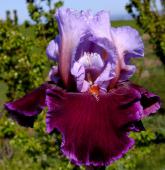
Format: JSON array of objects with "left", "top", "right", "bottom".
[
  {"left": 45, "top": 84, "right": 157, "bottom": 166},
  {"left": 131, "top": 84, "right": 161, "bottom": 117},
  {"left": 4, "top": 83, "right": 53, "bottom": 127}
]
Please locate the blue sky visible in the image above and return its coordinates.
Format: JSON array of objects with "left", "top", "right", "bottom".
[
  {"left": 0, "top": 0, "right": 162, "bottom": 23},
  {"left": 0, "top": 0, "right": 132, "bottom": 22}
]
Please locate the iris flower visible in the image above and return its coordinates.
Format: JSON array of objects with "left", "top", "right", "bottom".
[{"left": 5, "top": 8, "right": 160, "bottom": 167}]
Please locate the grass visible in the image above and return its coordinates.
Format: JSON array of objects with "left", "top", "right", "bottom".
[{"left": 112, "top": 20, "right": 141, "bottom": 32}]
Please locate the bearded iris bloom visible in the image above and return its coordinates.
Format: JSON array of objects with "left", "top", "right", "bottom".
[{"left": 5, "top": 8, "right": 160, "bottom": 167}]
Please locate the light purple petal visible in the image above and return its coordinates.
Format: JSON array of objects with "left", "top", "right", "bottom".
[
  {"left": 111, "top": 26, "right": 144, "bottom": 58},
  {"left": 78, "top": 52, "right": 104, "bottom": 69},
  {"left": 119, "top": 65, "right": 136, "bottom": 81},
  {"left": 88, "top": 10, "right": 112, "bottom": 40},
  {"left": 71, "top": 62, "right": 90, "bottom": 92},
  {"left": 55, "top": 8, "right": 88, "bottom": 87},
  {"left": 94, "top": 62, "right": 116, "bottom": 91},
  {"left": 45, "top": 84, "right": 148, "bottom": 166},
  {"left": 73, "top": 35, "right": 117, "bottom": 91},
  {"left": 111, "top": 26, "right": 144, "bottom": 80},
  {"left": 48, "top": 66, "right": 60, "bottom": 83},
  {"left": 55, "top": 8, "right": 114, "bottom": 88},
  {"left": 46, "top": 36, "right": 60, "bottom": 61}
]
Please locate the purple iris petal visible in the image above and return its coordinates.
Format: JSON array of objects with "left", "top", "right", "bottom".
[
  {"left": 46, "top": 36, "right": 60, "bottom": 61},
  {"left": 125, "top": 121, "right": 145, "bottom": 132},
  {"left": 94, "top": 62, "right": 116, "bottom": 91},
  {"left": 119, "top": 65, "right": 136, "bottom": 81},
  {"left": 48, "top": 66, "right": 60, "bottom": 83},
  {"left": 72, "top": 35, "right": 117, "bottom": 91},
  {"left": 87, "top": 10, "right": 112, "bottom": 40},
  {"left": 4, "top": 83, "right": 52, "bottom": 127},
  {"left": 45, "top": 83, "right": 160, "bottom": 166},
  {"left": 4, "top": 8, "right": 160, "bottom": 168},
  {"left": 78, "top": 52, "right": 104, "bottom": 69},
  {"left": 131, "top": 84, "right": 160, "bottom": 117},
  {"left": 55, "top": 8, "right": 115, "bottom": 89},
  {"left": 111, "top": 26, "right": 144, "bottom": 81},
  {"left": 55, "top": 8, "right": 88, "bottom": 87},
  {"left": 111, "top": 26, "right": 144, "bottom": 58},
  {"left": 71, "top": 62, "right": 90, "bottom": 92}
]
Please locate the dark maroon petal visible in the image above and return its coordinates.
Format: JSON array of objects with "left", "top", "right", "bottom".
[
  {"left": 6, "top": 111, "right": 38, "bottom": 128},
  {"left": 124, "top": 120, "right": 145, "bottom": 132},
  {"left": 131, "top": 84, "right": 160, "bottom": 117},
  {"left": 46, "top": 85, "right": 144, "bottom": 166},
  {"left": 5, "top": 83, "right": 53, "bottom": 127}
]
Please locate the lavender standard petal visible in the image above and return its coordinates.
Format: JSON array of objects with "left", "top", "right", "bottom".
[
  {"left": 111, "top": 26, "right": 144, "bottom": 81},
  {"left": 55, "top": 8, "right": 115, "bottom": 88},
  {"left": 87, "top": 10, "right": 112, "bottom": 40},
  {"left": 55, "top": 8, "right": 88, "bottom": 87},
  {"left": 111, "top": 26, "right": 144, "bottom": 58},
  {"left": 46, "top": 36, "right": 60, "bottom": 61}
]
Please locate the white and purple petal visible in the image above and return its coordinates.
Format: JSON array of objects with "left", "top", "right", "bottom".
[
  {"left": 111, "top": 26, "right": 144, "bottom": 58},
  {"left": 111, "top": 26, "right": 144, "bottom": 81},
  {"left": 72, "top": 35, "right": 117, "bottom": 92},
  {"left": 55, "top": 8, "right": 88, "bottom": 87},
  {"left": 94, "top": 62, "right": 116, "bottom": 91},
  {"left": 55, "top": 8, "right": 116, "bottom": 89},
  {"left": 71, "top": 62, "right": 90, "bottom": 92}
]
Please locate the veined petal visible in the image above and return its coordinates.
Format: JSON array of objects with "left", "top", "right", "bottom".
[
  {"left": 88, "top": 10, "right": 112, "bottom": 40},
  {"left": 4, "top": 83, "right": 53, "bottom": 127},
  {"left": 78, "top": 52, "right": 104, "bottom": 69},
  {"left": 45, "top": 83, "right": 159, "bottom": 166},
  {"left": 111, "top": 26, "right": 144, "bottom": 81},
  {"left": 94, "top": 62, "right": 116, "bottom": 91},
  {"left": 71, "top": 62, "right": 90, "bottom": 92},
  {"left": 111, "top": 26, "right": 144, "bottom": 58},
  {"left": 55, "top": 8, "right": 87, "bottom": 88},
  {"left": 73, "top": 35, "right": 117, "bottom": 91},
  {"left": 119, "top": 65, "right": 136, "bottom": 81},
  {"left": 131, "top": 84, "right": 161, "bottom": 117},
  {"left": 55, "top": 8, "right": 114, "bottom": 89}
]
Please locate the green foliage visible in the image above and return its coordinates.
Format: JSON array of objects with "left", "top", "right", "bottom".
[
  {"left": 126, "top": 0, "right": 165, "bottom": 64},
  {"left": 0, "top": 21, "right": 47, "bottom": 99},
  {"left": 26, "top": 0, "right": 63, "bottom": 39},
  {"left": 130, "top": 130, "right": 156, "bottom": 146},
  {"left": 0, "top": 117, "right": 16, "bottom": 139}
]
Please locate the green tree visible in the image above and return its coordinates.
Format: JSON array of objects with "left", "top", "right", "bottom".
[
  {"left": 0, "top": 21, "right": 47, "bottom": 99},
  {"left": 26, "top": 0, "right": 63, "bottom": 39},
  {"left": 126, "top": 0, "right": 165, "bottom": 64}
]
